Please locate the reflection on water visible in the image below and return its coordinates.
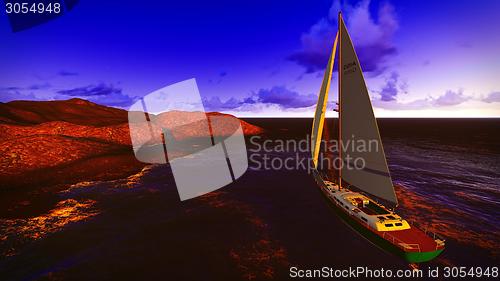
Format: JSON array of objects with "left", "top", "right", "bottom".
[
  {"left": 0, "top": 119, "right": 498, "bottom": 280},
  {"left": 388, "top": 135, "right": 500, "bottom": 263},
  {"left": 0, "top": 199, "right": 99, "bottom": 257},
  {"left": 63, "top": 165, "right": 154, "bottom": 192},
  {"left": 395, "top": 186, "right": 499, "bottom": 258},
  {"left": 196, "top": 192, "right": 288, "bottom": 279}
]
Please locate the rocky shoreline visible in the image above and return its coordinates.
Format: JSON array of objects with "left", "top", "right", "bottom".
[{"left": 0, "top": 98, "right": 263, "bottom": 214}]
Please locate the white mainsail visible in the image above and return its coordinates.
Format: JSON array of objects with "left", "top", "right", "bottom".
[
  {"left": 311, "top": 32, "right": 339, "bottom": 168},
  {"left": 338, "top": 14, "right": 398, "bottom": 205}
]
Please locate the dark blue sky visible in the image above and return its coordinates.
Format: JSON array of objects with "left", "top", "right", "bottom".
[{"left": 1, "top": 0, "right": 499, "bottom": 116}]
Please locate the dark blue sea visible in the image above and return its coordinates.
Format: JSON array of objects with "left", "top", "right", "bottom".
[{"left": 0, "top": 118, "right": 498, "bottom": 280}]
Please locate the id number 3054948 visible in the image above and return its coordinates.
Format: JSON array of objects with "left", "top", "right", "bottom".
[{"left": 5, "top": 2, "right": 62, "bottom": 14}]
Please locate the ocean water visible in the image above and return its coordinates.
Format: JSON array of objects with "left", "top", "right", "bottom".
[{"left": 0, "top": 118, "right": 498, "bottom": 280}]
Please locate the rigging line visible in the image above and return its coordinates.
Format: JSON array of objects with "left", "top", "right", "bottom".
[{"left": 338, "top": 12, "right": 343, "bottom": 191}]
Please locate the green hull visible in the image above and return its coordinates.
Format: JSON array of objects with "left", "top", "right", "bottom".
[{"left": 318, "top": 186, "right": 443, "bottom": 263}]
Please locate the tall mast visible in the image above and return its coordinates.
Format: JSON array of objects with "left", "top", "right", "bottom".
[
  {"left": 335, "top": 12, "right": 398, "bottom": 205},
  {"left": 338, "top": 12, "right": 342, "bottom": 191}
]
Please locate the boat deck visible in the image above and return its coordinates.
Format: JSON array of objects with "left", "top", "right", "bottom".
[
  {"left": 315, "top": 175, "right": 444, "bottom": 254},
  {"left": 375, "top": 224, "right": 444, "bottom": 252},
  {"left": 358, "top": 202, "right": 389, "bottom": 216}
]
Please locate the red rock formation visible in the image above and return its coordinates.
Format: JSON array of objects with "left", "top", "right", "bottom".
[{"left": 0, "top": 98, "right": 263, "bottom": 189}]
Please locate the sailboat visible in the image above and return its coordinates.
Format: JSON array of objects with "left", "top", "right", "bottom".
[{"left": 311, "top": 13, "right": 445, "bottom": 264}]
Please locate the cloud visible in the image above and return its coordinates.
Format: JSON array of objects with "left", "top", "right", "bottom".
[
  {"left": 433, "top": 89, "right": 469, "bottom": 106},
  {"left": 1, "top": 84, "right": 50, "bottom": 91},
  {"left": 373, "top": 72, "right": 472, "bottom": 110},
  {"left": 373, "top": 97, "right": 430, "bottom": 110},
  {"left": 57, "top": 84, "right": 136, "bottom": 107},
  {"left": 0, "top": 84, "right": 52, "bottom": 102},
  {"left": 374, "top": 71, "right": 408, "bottom": 102},
  {"left": 203, "top": 86, "right": 318, "bottom": 111},
  {"left": 208, "top": 71, "right": 229, "bottom": 84},
  {"left": 255, "top": 86, "right": 317, "bottom": 108},
  {"left": 0, "top": 87, "right": 37, "bottom": 102},
  {"left": 482, "top": 92, "right": 500, "bottom": 103},
  {"left": 288, "top": 0, "right": 398, "bottom": 75},
  {"left": 288, "top": 18, "right": 337, "bottom": 73},
  {"left": 374, "top": 89, "right": 472, "bottom": 110},
  {"left": 58, "top": 70, "right": 79, "bottom": 76},
  {"left": 379, "top": 72, "right": 399, "bottom": 101},
  {"left": 1, "top": 83, "right": 138, "bottom": 107},
  {"left": 57, "top": 84, "right": 120, "bottom": 97},
  {"left": 203, "top": 96, "right": 245, "bottom": 111},
  {"left": 3, "top": 86, "right": 22, "bottom": 91}
]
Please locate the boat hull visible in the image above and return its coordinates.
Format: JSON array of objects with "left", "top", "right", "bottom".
[{"left": 313, "top": 172, "right": 444, "bottom": 263}]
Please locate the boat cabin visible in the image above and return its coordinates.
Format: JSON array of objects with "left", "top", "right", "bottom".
[{"left": 322, "top": 182, "right": 411, "bottom": 232}]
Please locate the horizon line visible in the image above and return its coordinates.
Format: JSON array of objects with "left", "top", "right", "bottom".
[{"left": 236, "top": 116, "right": 500, "bottom": 119}]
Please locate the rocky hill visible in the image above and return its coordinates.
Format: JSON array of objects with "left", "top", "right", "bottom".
[{"left": 0, "top": 98, "right": 263, "bottom": 189}]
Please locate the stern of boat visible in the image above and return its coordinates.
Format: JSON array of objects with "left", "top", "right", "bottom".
[
  {"left": 401, "top": 225, "right": 446, "bottom": 263},
  {"left": 403, "top": 248, "right": 445, "bottom": 263}
]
